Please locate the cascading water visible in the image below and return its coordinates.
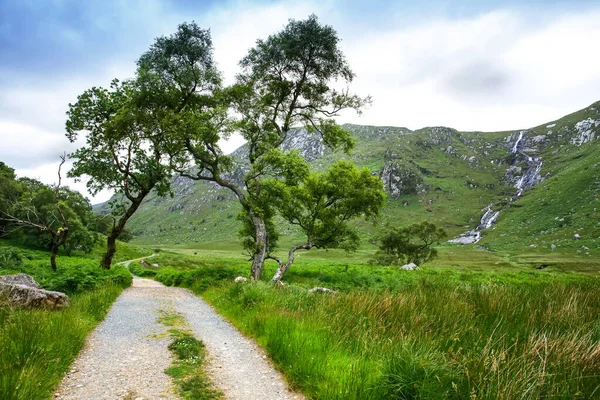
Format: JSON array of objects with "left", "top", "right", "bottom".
[
  {"left": 449, "top": 204, "right": 500, "bottom": 244},
  {"left": 449, "top": 130, "right": 544, "bottom": 244},
  {"left": 511, "top": 131, "right": 525, "bottom": 153}
]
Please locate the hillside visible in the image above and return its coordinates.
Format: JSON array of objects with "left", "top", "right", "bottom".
[{"left": 98, "top": 101, "right": 600, "bottom": 258}]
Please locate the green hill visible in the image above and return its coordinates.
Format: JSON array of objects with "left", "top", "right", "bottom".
[{"left": 97, "top": 101, "right": 600, "bottom": 263}]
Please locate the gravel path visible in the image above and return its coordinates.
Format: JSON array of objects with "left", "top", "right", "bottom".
[
  {"left": 55, "top": 278, "right": 178, "bottom": 400},
  {"left": 172, "top": 290, "right": 304, "bottom": 400},
  {"left": 55, "top": 275, "right": 303, "bottom": 400}
]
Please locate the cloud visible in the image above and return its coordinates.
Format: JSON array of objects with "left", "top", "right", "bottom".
[
  {"left": 1, "top": 0, "right": 600, "bottom": 205},
  {"left": 340, "top": 8, "right": 600, "bottom": 130}
]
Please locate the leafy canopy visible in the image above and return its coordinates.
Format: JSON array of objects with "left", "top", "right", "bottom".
[
  {"left": 371, "top": 222, "right": 448, "bottom": 266},
  {"left": 271, "top": 160, "right": 385, "bottom": 251}
]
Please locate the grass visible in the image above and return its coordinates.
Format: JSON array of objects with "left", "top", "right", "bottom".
[
  {"left": 0, "top": 284, "right": 126, "bottom": 400},
  {"left": 0, "top": 238, "right": 147, "bottom": 399},
  {"left": 204, "top": 279, "right": 600, "bottom": 399},
  {"left": 143, "top": 247, "right": 600, "bottom": 400},
  {"left": 158, "top": 308, "right": 223, "bottom": 400}
]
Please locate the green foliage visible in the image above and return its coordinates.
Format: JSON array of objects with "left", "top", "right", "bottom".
[
  {"left": 0, "top": 284, "right": 124, "bottom": 399},
  {"left": 372, "top": 222, "right": 447, "bottom": 266},
  {"left": 0, "top": 247, "right": 23, "bottom": 269}
]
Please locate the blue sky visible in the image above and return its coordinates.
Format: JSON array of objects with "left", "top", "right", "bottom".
[{"left": 1, "top": 0, "right": 599, "bottom": 202}]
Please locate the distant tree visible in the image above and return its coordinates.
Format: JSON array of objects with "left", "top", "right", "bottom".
[
  {"left": 265, "top": 161, "right": 385, "bottom": 282},
  {"left": 371, "top": 222, "right": 447, "bottom": 266},
  {"left": 180, "top": 15, "right": 369, "bottom": 279},
  {"left": 117, "top": 227, "right": 133, "bottom": 243},
  {"left": 0, "top": 156, "right": 96, "bottom": 269},
  {"left": 0, "top": 162, "right": 20, "bottom": 235},
  {"left": 65, "top": 22, "right": 219, "bottom": 269}
]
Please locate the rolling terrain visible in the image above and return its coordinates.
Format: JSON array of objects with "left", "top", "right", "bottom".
[{"left": 97, "top": 101, "right": 600, "bottom": 267}]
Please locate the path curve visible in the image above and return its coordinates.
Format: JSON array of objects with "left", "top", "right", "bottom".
[{"left": 55, "top": 277, "right": 303, "bottom": 400}]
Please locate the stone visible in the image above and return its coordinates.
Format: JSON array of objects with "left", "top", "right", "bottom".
[
  {"left": 0, "top": 273, "right": 41, "bottom": 289},
  {"left": 400, "top": 262, "right": 419, "bottom": 271},
  {"left": 0, "top": 274, "right": 70, "bottom": 309},
  {"left": 234, "top": 276, "right": 248, "bottom": 283},
  {"left": 574, "top": 233, "right": 581, "bottom": 240},
  {"left": 308, "top": 287, "right": 338, "bottom": 295}
]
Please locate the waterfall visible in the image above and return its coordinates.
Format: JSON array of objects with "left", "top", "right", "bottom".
[
  {"left": 448, "top": 204, "right": 499, "bottom": 244},
  {"left": 449, "top": 130, "right": 543, "bottom": 244},
  {"left": 511, "top": 131, "right": 525, "bottom": 153}
]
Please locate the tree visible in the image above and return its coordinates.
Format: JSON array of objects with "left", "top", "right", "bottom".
[
  {"left": 0, "top": 162, "right": 20, "bottom": 235},
  {"left": 0, "top": 157, "right": 95, "bottom": 269},
  {"left": 181, "top": 15, "right": 369, "bottom": 279},
  {"left": 66, "top": 22, "right": 219, "bottom": 269},
  {"left": 266, "top": 161, "right": 385, "bottom": 281},
  {"left": 371, "top": 222, "right": 447, "bottom": 266}
]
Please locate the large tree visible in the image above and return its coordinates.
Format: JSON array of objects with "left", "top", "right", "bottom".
[
  {"left": 66, "top": 22, "right": 220, "bottom": 269},
  {"left": 181, "top": 15, "right": 369, "bottom": 279},
  {"left": 267, "top": 161, "right": 385, "bottom": 282}
]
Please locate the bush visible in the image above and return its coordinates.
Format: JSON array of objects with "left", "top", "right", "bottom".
[
  {"left": 0, "top": 248, "right": 23, "bottom": 269},
  {"left": 371, "top": 222, "right": 447, "bottom": 266}
]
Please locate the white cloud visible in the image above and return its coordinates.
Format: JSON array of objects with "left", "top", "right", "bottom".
[
  {"left": 2, "top": 1, "right": 600, "bottom": 205},
  {"left": 340, "top": 9, "right": 600, "bottom": 131}
]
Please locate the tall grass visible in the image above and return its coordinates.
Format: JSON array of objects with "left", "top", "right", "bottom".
[
  {"left": 0, "top": 284, "right": 125, "bottom": 400},
  {"left": 204, "top": 279, "right": 600, "bottom": 399}
]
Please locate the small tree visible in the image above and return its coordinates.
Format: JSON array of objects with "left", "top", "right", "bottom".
[
  {"left": 265, "top": 161, "right": 385, "bottom": 282},
  {"left": 371, "top": 222, "right": 447, "bottom": 266},
  {"left": 0, "top": 156, "right": 94, "bottom": 270},
  {"left": 66, "top": 22, "right": 219, "bottom": 269}
]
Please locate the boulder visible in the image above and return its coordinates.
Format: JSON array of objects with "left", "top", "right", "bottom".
[
  {"left": 573, "top": 233, "right": 581, "bottom": 240},
  {"left": 308, "top": 287, "right": 338, "bottom": 295},
  {"left": 0, "top": 273, "right": 41, "bottom": 289},
  {"left": 234, "top": 276, "right": 248, "bottom": 283},
  {"left": 0, "top": 274, "right": 70, "bottom": 309},
  {"left": 400, "top": 263, "right": 419, "bottom": 271}
]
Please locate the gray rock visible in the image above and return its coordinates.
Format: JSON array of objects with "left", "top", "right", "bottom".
[
  {"left": 0, "top": 273, "right": 41, "bottom": 289},
  {"left": 234, "top": 276, "right": 248, "bottom": 283},
  {"left": 0, "top": 274, "right": 69, "bottom": 309},
  {"left": 400, "top": 262, "right": 419, "bottom": 271},
  {"left": 574, "top": 233, "right": 581, "bottom": 240},
  {"left": 308, "top": 287, "right": 338, "bottom": 295}
]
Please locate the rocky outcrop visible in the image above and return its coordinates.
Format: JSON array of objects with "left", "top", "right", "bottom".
[
  {"left": 0, "top": 273, "right": 70, "bottom": 309},
  {"left": 571, "top": 118, "right": 599, "bottom": 146},
  {"left": 380, "top": 160, "right": 423, "bottom": 198}
]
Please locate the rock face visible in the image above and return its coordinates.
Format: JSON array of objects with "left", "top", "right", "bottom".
[
  {"left": 0, "top": 273, "right": 70, "bottom": 309},
  {"left": 380, "top": 160, "right": 423, "bottom": 198}
]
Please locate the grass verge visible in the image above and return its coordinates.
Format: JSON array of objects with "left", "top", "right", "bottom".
[
  {"left": 203, "top": 278, "right": 600, "bottom": 400},
  {"left": 0, "top": 284, "right": 125, "bottom": 400},
  {"left": 157, "top": 309, "right": 223, "bottom": 400}
]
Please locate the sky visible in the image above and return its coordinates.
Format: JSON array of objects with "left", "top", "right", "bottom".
[{"left": 1, "top": 0, "right": 599, "bottom": 204}]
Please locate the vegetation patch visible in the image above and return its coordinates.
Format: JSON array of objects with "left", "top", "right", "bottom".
[
  {"left": 158, "top": 308, "right": 223, "bottom": 400},
  {"left": 201, "top": 277, "right": 600, "bottom": 399},
  {"left": 0, "top": 284, "right": 124, "bottom": 399}
]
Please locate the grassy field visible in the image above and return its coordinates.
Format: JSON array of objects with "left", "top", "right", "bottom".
[
  {"left": 138, "top": 241, "right": 600, "bottom": 400},
  {"left": 0, "top": 239, "right": 145, "bottom": 400}
]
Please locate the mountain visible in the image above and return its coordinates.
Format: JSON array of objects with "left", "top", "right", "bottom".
[{"left": 100, "top": 101, "right": 600, "bottom": 256}]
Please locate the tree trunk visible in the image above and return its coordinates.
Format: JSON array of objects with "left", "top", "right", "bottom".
[
  {"left": 271, "top": 243, "right": 309, "bottom": 282},
  {"left": 50, "top": 242, "right": 59, "bottom": 271},
  {"left": 101, "top": 233, "right": 118, "bottom": 270},
  {"left": 100, "top": 196, "right": 144, "bottom": 270},
  {"left": 250, "top": 215, "right": 268, "bottom": 280}
]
